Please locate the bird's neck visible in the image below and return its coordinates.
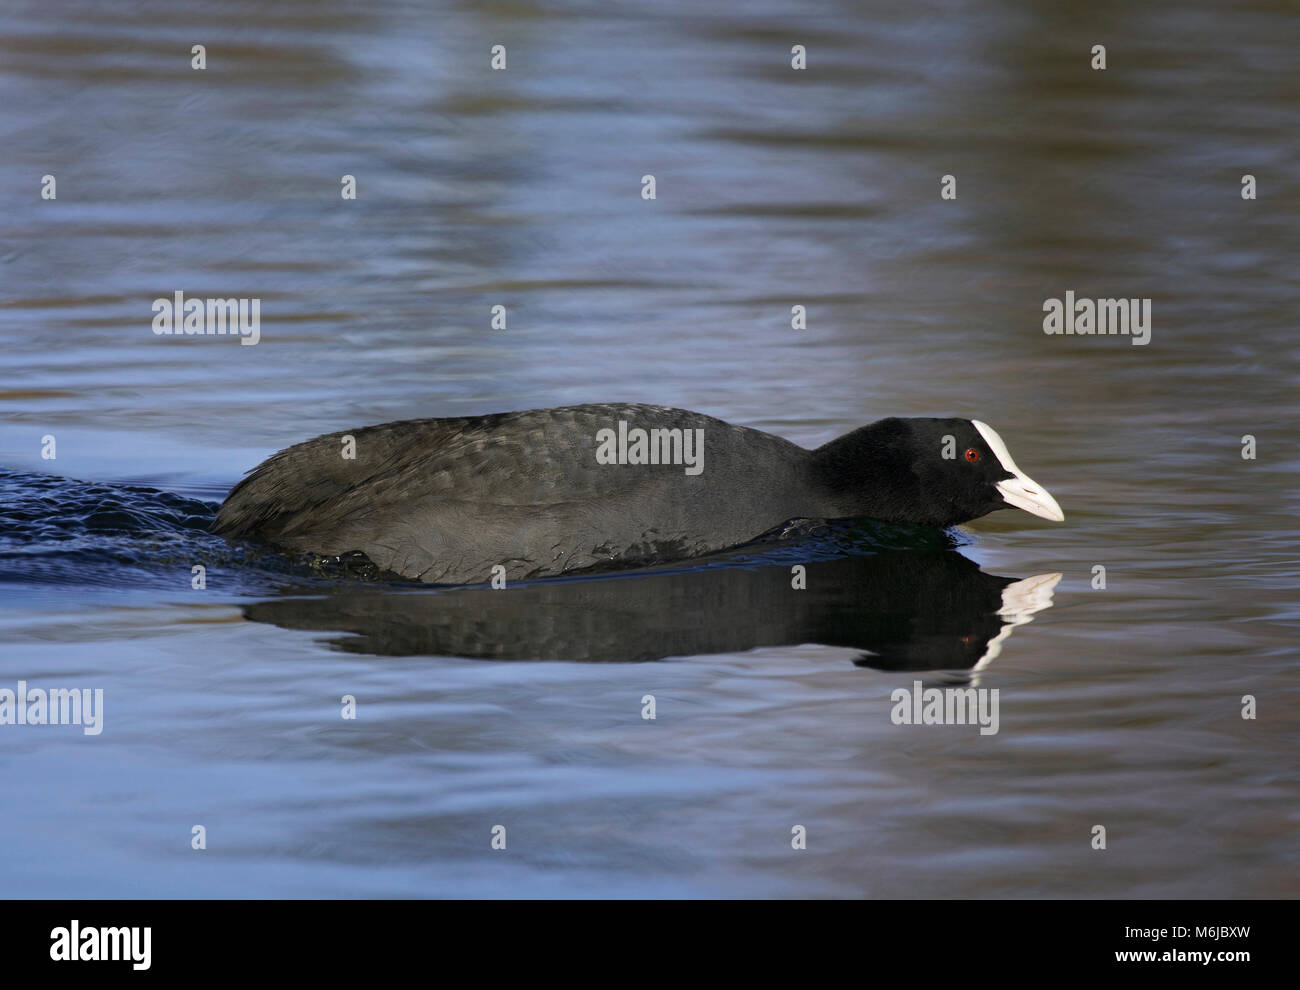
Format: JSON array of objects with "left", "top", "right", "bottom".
[{"left": 807, "top": 420, "right": 921, "bottom": 522}]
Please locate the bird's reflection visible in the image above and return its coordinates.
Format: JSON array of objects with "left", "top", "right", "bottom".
[{"left": 242, "top": 548, "right": 1060, "bottom": 675}]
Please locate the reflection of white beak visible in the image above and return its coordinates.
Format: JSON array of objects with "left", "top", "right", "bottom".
[
  {"left": 972, "top": 420, "right": 1065, "bottom": 522},
  {"left": 974, "top": 571, "right": 1063, "bottom": 671},
  {"left": 997, "top": 571, "right": 1063, "bottom": 620}
]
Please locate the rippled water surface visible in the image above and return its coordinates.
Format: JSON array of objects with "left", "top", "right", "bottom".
[{"left": 1, "top": 0, "right": 1297, "bottom": 897}]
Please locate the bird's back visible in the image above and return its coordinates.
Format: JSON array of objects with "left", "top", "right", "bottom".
[{"left": 214, "top": 403, "right": 814, "bottom": 583}]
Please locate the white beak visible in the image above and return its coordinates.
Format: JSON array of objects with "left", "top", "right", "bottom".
[
  {"left": 995, "top": 474, "right": 1065, "bottom": 522},
  {"left": 972, "top": 420, "right": 1065, "bottom": 522}
]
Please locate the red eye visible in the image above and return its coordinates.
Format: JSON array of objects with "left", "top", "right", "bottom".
[{"left": 964, "top": 448, "right": 980, "bottom": 463}]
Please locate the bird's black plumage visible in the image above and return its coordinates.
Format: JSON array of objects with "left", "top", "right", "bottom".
[{"left": 213, "top": 403, "right": 1062, "bottom": 584}]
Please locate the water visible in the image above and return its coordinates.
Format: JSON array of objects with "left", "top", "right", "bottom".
[{"left": 1, "top": 0, "right": 1297, "bottom": 897}]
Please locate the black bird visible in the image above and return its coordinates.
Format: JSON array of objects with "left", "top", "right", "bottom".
[{"left": 213, "top": 403, "right": 1064, "bottom": 584}]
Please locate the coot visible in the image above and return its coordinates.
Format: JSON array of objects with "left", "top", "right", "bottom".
[{"left": 214, "top": 403, "right": 1063, "bottom": 584}]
